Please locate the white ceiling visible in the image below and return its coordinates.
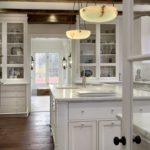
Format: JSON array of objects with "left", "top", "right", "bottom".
[{"left": 0, "top": 1, "right": 150, "bottom": 12}]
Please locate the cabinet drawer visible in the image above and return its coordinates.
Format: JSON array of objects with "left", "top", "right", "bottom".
[
  {"left": 1, "top": 98, "right": 25, "bottom": 106},
  {"left": 1, "top": 91, "right": 25, "bottom": 98},
  {"left": 1, "top": 85, "right": 26, "bottom": 92},
  {"left": 69, "top": 102, "right": 122, "bottom": 120}
]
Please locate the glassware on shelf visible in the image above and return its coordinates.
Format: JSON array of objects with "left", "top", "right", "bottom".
[
  {"left": 0, "top": 67, "right": 2, "bottom": 79},
  {"left": 7, "top": 23, "right": 23, "bottom": 33},
  {"left": 100, "top": 66, "right": 116, "bottom": 77},
  {"left": 7, "top": 67, "right": 24, "bottom": 79},
  {"left": 80, "top": 66, "right": 96, "bottom": 77}
]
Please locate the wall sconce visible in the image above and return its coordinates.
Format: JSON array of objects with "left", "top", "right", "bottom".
[
  {"left": 31, "top": 56, "right": 34, "bottom": 70},
  {"left": 62, "top": 57, "right": 67, "bottom": 69},
  {"left": 68, "top": 53, "right": 72, "bottom": 68}
]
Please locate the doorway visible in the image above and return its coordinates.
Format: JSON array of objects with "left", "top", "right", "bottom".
[{"left": 30, "top": 37, "right": 71, "bottom": 112}]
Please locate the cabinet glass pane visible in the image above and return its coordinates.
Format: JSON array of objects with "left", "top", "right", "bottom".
[
  {"left": 7, "top": 67, "right": 24, "bottom": 79},
  {"left": 100, "top": 24, "right": 116, "bottom": 62},
  {"left": 7, "top": 23, "right": 24, "bottom": 79},
  {"left": 100, "top": 24, "right": 116, "bottom": 78},
  {"left": 0, "top": 23, "right": 2, "bottom": 61},
  {"left": 0, "top": 65, "right": 1, "bottom": 79},
  {"left": 80, "top": 24, "right": 96, "bottom": 72},
  {"left": 80, "top": 66, "right": 96, "bottom": 77},
  {"left": 100, "top": 66, "right": 116, "bottom": 77},
  {"left": 0, "top": 23, "right": 2, "bottom": 79}
]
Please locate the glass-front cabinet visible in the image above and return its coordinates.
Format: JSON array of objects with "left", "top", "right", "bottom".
[
  {"left": 76, "top": 22, "right": 118, "bottom": 82},
  {"left": 7, "top": 23, "right": 24, "bottom": 79},
  {"left": 100, "top": 24, "right": 116, "bottom": 78},
  {"left": 0, "top": 15, "right": 27, "bottom": 83},
  {"left": 0, "top": 23, "right": 2, "bottom": 79}
]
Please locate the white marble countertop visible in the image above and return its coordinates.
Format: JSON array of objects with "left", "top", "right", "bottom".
[
  {"left": 134, "top": 81, "right": 150, "bottom": 85},
  {"left": 49, "top": 84, "right": 150, "bottom": 102},
  {"left": 117, "top": 113, "right": 150, "bottom": 142},
  {"left": 133, "top": 113, "right": 150, "bottom": 141}
]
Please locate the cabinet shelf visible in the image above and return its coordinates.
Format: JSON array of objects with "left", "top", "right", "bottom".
[
  {"left": 80, "top": 63, "right": 96, "bottom": 66},
  {"left": 100, "top": 63, "right": 116, "bottom": 66},
  {"left": 7, "top": 32, "right": 23, "bottom": 34},
  {"left": 81, "top": 54, "right": 95, "bottom": 56},
  {"left": 8, "top": 55, "right": 23, "bottom": 57},
  {"left": 100, "top": 43, "right": 116, "bottom": 45},
  {"left": 7, "top": 43, "right": 23, "bottom": 44},
  {"left": 80, "top": 43, "right": 96, "bottom": 45},
  {"left": 101, "top": 33, "right": 115, "bottom": 36},
  {"left": 7, "top": 64, "right": 24, "bottom": 67},
  {"left": 101, "top": 54, "right": 116, "bottom": 56}
]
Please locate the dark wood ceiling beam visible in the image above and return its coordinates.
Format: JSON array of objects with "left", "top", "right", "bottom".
[
  {"left": 0, "top": 0, "right": 122, "bottom": 4},
  {"left": 28, "top": 14, "right": 76, "bottom": 24},
  {"left": 1, "top": 0, "right": 150, "bottom": 4},
  {"left": 0, "top": 9, "right": 78, "bottom": 15}
]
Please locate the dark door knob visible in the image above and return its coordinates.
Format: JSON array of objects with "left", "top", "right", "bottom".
[
  {"left": 113, "top": 136, "right": 126, "bottom": 146},
  {"left": 133, "top": 136, "right": 141, "bottom": 144}
]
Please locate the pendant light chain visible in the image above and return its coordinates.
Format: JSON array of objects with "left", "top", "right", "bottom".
[
  {"left": 112, "top": 0, "right": 115, "bottom": 6},
  {"left": 68, "top": 1, "right": 76, "bottom": 30}
]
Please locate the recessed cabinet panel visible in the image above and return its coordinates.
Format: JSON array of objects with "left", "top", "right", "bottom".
[
  {"left": 69, "top": 121, "right": 97, "bottom": 150},
  {"left": 99, "top": 121, "right": 121, "bottom": 150}
]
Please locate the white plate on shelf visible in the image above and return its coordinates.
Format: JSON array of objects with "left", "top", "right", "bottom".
[{"left": 77, "top": 90, "right": 116, "bottom": 97}]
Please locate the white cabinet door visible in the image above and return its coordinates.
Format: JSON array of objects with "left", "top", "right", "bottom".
[
  {"left": 69, "top": 121, "right": 97, "bottom": 150},
  {"left": 99, "top": 120, "right": 120, "bottom": 150}
]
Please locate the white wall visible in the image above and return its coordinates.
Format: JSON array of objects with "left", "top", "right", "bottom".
[{"left": 29, "top": 24, "right": 73, "bottom": 91}]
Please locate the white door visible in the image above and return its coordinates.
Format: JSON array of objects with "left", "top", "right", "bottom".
[
  {"left": 99, "top": 120, "right": 121, "bottom": 150},
  {"left": 69, "top": 121, "right": 97, "bottom": 150},
  {"left": 99, "top": 121, "right": 120, "bottom": 150},
  {"left": 116, "top": 1, "right": 150, "bottom": 150}
]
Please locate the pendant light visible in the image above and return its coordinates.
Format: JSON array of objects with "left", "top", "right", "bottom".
[
  {"left": 80, "top": 1, "right": 118, "bottom": 23},
  {"left": 66, "top": 0, "right": 91, "bottom": 40}
]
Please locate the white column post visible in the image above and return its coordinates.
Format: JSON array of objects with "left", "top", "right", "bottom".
[{"left": 122, "top": 0, "right": 134, "bottom": 150}]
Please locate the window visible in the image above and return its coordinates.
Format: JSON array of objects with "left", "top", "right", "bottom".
[{"left": 35, "top": 53, "right": 60, "bottom": 85}]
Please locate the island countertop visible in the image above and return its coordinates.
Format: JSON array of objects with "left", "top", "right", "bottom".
[{"left": 49, "top": 84, "right": 150, "bottom": 102}]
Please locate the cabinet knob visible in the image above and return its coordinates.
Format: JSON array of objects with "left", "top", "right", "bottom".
[
  {"left": 81, "top": 110, "right": 85, "bottom": 113},
  {"left": 111, "top": 122, "right": 114, "bottom": 125},
  {"left": 133, "top": 136, "right": 141, "bottom": 144},
  {"left": 111, "top": 108, "right": 114, "bottom": 113},
  {"left": 113, "top": 136, "right": 126, "bottom": 146},
  {"left": 139, "top": 108, "right": 143, "bottom": 112},
  {"left": 81, "top": 123, "right": 85, "bottom": 127}
]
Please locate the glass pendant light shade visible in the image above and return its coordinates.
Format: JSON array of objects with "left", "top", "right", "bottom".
[
  {"left": 80, "top": 5, "right": 118, "bottom": 23},
  {"left": 66, "top": 29, "right": 91, "bottom": 40}
]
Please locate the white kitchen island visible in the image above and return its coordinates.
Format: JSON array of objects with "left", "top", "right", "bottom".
[{"left": 50, "top": 84, "right": 150, "bottom": 150}]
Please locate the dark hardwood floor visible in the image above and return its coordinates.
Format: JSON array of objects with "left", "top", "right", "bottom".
[{"left": 0, "top": 112, "right": 54, "bottom": 150}]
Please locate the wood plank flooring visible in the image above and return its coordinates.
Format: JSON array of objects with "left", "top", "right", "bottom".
[{"left": 0, "top": 112, "right": 54, "bottom": 150}]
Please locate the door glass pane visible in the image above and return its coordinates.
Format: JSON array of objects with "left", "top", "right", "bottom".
[
  {"left": 48, "top": 53, "right": 59, "bottom": 84},
  {"left": 35, "top": 53, "right": 46, "bottom": 84},
  {"left": 132, "top": 0, "right": 150, "bottom": 150},
  {"left": 133, "top": 61, "right": 150, "bottom": 150},
  {"left": 0, "top": 23, "right": 2, "bottom": 79},
  {"left": 132, "top": 1, "right": 150, "bottom": 149}
]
